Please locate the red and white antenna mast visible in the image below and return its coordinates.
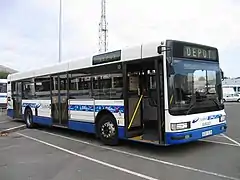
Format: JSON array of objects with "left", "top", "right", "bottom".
[{"left": 99, "top": 0, "right": 108, "bottom": 53}]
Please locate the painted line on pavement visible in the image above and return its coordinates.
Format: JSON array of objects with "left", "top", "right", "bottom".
[
  {"left": 31, "top": 130, "right": 240, "bottom": 180},
  {"left": 221, "top": 134, "right": 240, "bottom": 146},
  {"left": 199, "top": 139, "right": 239, "bottom": 147},
  {"left": 18, "top": 132, "right": 159, "bottom": 180},
  {"left": 0, "top": 125, "right": 25, "bottom": 134}
]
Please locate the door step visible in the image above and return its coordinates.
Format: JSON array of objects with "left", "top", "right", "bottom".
[{"left": 128, "top": 135, "right": 159, "bottom": 144}]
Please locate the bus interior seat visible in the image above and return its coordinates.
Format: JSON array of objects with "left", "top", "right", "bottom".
[
  {"left": 143, "top": 98, "right": 157, "bottom": 121},
  {"left": 142, "top": 89, "right": 158, "bottom": 131}
]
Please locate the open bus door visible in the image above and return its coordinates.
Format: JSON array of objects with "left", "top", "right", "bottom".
[{"left": 124, "top": 58, "right": 164, "bottom": 144}]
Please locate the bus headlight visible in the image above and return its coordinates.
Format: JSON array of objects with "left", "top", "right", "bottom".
[
  {"left": 171, "top": 122, "right": 191, "bottom": 131},
  {"left": 219, "top": 115, "right": 226, "bottom": 122}
]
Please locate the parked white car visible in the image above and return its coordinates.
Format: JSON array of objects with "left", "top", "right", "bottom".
[{"left": 223, "top": 93, "right": 240, "bottom": 102}]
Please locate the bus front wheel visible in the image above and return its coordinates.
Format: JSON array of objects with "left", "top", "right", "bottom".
[{"left": 97, "top": 114, "right": 119, "bottom": 146}]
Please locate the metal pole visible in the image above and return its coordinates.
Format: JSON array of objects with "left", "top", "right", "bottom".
[{"left": 58, "top": 0, "right": 62, "bottom": 63}]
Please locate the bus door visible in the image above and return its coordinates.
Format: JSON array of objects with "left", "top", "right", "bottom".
[
  {"left": 124, "top": 58, "right": 164, "bottom": 144},
  {"left": 124, "top": 61, "right": 145, "bottom": 138},
  {"left": 12, "top": 82, "right": 22, "bottom": 119},
  {"left": 51, "top": 74, "right": 68, "bottom": 126}
]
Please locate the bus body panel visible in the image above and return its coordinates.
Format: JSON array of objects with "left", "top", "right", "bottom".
[
  {"left": 0, "top": 79, "right": 7, "bottom": 108},
  {"left": 165, "top": 109, "right": 226, "bottom": 132},
  {"left": 20, "top": 98, "right": 126, "bottom": 138},
  {"left": 164, "top": 110, "right": 226, "bottom": 145},
  {"left": 69, "top": 99, "right": 95, "bottom": 123},
  {"left": 141, "top": 41, "right": 162, "bottom": 58},
  {"left": 165, "top": 123, "right": 226, "bottom": 145},
  {"left": 7, "top": 77, "right": 13, "bottom": 118},
  {"left": 22, "top": 99, "right": 52, "bottom": 125},
  {"left": 0, "top": 93, "right": 7, "bottom": 106},
  {"left": 121, "top": 45, "right": 142, "bottom": 62},
  {"left": 22, "top": 99, "right": 51, "bottom": 117}
]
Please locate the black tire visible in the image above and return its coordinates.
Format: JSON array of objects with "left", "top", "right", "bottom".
[
  {"left": 24, "top": 108, "right": 35, "bottom": 128},
  {"left": 96, "top": 114, "right": 119, "bottom": 146},
  {"left": 237, "top": 99, "right": 240, "bottom": 103}
]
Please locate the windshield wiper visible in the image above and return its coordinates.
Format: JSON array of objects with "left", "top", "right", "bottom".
[
  {"left": 185, "top": 91, "right": 208, "bottom": 115},
  {"left": 201, "top": 91, "right": 221, "bottom": 110},
  {"left": 185, "top": 93, "right": 197, "bottom": 115},
  {"left": 205, "top": 98, "right": 221, "bottom": 110}
]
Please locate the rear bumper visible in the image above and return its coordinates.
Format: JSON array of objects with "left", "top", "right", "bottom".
[{"left": 165, "top": 123, "right": 227, "bottom": 145}]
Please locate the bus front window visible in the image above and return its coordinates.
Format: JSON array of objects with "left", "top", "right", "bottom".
[{"left": 168, "top": 59, "right": 224, "bottom": 115}]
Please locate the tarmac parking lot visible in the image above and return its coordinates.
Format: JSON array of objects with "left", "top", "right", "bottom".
[{"left": 0, "top": 103, "right": 239, "bottom": 180}]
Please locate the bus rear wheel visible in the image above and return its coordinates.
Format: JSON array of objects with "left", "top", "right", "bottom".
[
  {"left": 97, "top": 114, "right": 119, "bottom": 146},
  {"left": 24, "top": 108, "right": 35, "bottom": 128}
]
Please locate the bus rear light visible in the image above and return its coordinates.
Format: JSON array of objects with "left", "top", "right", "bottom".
[{"left": 171, "top": 122, "right": 191, "bottom": 131}]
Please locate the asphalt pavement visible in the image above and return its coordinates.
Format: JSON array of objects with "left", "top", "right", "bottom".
[
  {"left": 0, "top": 103, "right": 239, "bottom": 180},
  {"left": 224, "top": 102, "right": 240, "bottom": 141}
]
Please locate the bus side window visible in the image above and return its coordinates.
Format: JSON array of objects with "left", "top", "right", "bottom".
[{"left": 22, "top": 78, "right": 35, "bottom": 99}]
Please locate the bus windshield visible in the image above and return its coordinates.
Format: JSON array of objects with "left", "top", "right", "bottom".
[
  {"left": 168, "top": 59, "right": 224, "bottom": 115},
  {"left": 0, "top": 83, "right": 7, "bottom": 93}
]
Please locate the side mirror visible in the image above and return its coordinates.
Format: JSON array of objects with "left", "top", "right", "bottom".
[
  {"left": 157, "top": 45, "right": 171, "bottom": 54},
  {"left": 157, "top": 46, "right": 162, "bottom": 54}
]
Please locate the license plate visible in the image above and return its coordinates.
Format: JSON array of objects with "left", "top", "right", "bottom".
[{"left": 202, "top": 130, "right": 212, "bottom": 137}]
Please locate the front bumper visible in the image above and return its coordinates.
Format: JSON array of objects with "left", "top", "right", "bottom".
[{"left": 165, "top": 123, "right": 227, "bottom": 145}]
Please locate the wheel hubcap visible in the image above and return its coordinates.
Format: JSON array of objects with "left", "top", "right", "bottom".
[
  {"left": 26, "top": 113, "right": 31, "bottom": 125},
  {"left": 101, "top": 121, "right": 116, "bottom": 138}
]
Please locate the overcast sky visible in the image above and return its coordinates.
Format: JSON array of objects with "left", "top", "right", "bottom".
[{"left": 0, "top": 0, "right": 239, "bottom": 77}]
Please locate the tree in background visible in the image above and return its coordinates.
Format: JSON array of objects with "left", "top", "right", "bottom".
[{"left": 0, "top": 71, "right": 10, "bottom": 79}]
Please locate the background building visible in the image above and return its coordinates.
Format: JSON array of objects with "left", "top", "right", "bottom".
[
  {"left": 0, "top": 65, "right": 17, "bottom": 79},
  {"left": 0, "top": 65, "right": 17, "bottom": 74},
  {"left": 222, "top": 78, "right": 240, "bottom": 86}
]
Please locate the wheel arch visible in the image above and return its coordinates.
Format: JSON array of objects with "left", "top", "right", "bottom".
[
  {"left": 24, "top": 106, "right": 32, "bottom": 116},
  {"left": 94, "top": 109, "right": 119, "bottom": 145},
  {"left": 95, "top": 109, "right": 117, "bottom": 133}
]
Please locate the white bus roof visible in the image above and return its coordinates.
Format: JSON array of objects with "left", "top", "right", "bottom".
[
  {"left": 8, "top": 40, "right": 163, "bottom": 81},
  {"left": 8, "top": 39, "right": 218, "bottom": 82}
]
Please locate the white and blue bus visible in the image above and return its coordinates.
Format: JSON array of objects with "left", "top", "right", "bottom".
[
  {"left": 6, "top": 39, "right": 226, "bottom": 145},
  {"left": 0, "top": 79, "right": 7, "bottom": 108}
]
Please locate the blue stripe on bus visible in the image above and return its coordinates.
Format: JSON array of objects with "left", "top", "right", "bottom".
[
  {"left": 27, "top": 115, "right": 126, "bottom": 138},
  {"left": 68, "top": 120, "right": 95, "bottom": 133},
  {"left": 165, "top": 123, "right": 227, "bottom": 145},
  {"left": 118, "top": 126, "right": 125, "bottom": 139},
  {"left": 22, "top": 103, "right": 41, "bottom": 108},
  {"left": 0, "top": 95, "right": 7, "bottom": 98},
  {"left": 7, "top": 109, "right": 14, "bottom": 118},
  {"left": 32, "top": 116, "right": 52, "bottom": 126},
  {"left": 22, "top": 103, "right": 124, "bottom": 114},
  {"left": 68, "top": 105, "right": 124, "bottom": 113}
]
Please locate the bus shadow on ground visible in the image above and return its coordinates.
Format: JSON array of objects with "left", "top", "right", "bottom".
[{"left": 36, "top": 125, "right": 213, "bottom": 156}]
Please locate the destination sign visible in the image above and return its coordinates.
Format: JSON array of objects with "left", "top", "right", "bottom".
[
  {"left": 183, "top": 46, "right": 217, "bottom": 60},
  {"left": 92, "top": 50, "right": 121, "bottom": 65},
  {"left": 171, "top": 41, "right": 218, "bottom": 61}
]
